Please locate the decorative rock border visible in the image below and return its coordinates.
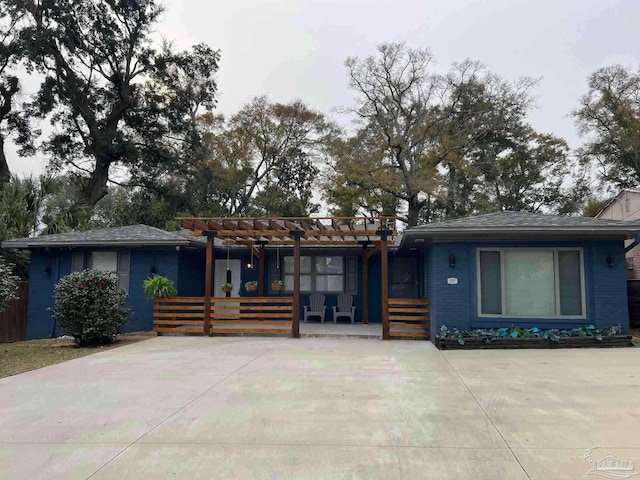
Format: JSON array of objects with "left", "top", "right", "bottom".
[{"left": 435, "top": 336, "right": 635, "bottom": 350}]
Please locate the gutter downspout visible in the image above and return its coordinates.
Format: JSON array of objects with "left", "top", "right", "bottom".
[{"left": 625, "top": 234, "right": 640, "bottom": 253}]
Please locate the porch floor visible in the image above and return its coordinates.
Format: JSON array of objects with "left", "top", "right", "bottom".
[{"left": 300, "top": 322, "right": 382, "bottom": 339}]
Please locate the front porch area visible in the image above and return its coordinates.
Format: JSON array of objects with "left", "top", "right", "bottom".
[
  {"left": 153, "top": 296, "right": 430, "bottom": 340},
  {"left": 153, "top": 216, "right": 430, "bottom": 340}
]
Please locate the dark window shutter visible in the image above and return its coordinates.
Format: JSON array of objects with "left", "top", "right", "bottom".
[
  {"left": 71, "top": 251, "right": 85, "bottom": 272},
  {"left": 117, "top": 251, "right": 131, "bottom": 294},
  {"left": 346, "top": 256, "right": 357, "bottom": 294}
]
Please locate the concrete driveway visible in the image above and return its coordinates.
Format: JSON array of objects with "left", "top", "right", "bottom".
[{"left": 0, "top": 337, "right": 639, "bottom": 480}]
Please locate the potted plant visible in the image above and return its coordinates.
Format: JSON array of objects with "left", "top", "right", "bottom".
[
  {"left": 143, "top": 275, "right": 178, "bottom": 299},
  {"left": 221, "top": 282, "right": 233, "bottom": 294},
  {"left": 244, "top": 280, "right": 258, "bottom": 292},
  {"left": 143, "top": 275, "right": 178, "bottom": 336},
  {"left": 271, "top": 279, "right": 284, "bottom": 293}
]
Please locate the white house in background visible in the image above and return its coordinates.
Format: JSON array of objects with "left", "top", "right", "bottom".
[{"left": 597, "top": 189, "right": 640, "bottom": 279}]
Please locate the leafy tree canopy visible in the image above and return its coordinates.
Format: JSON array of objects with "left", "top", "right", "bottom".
[
  {"left": 6, "top": 0, "right": 219, "bottom": 208},
  {"left": 573, "top": 65, "right": 640, "bottom": 189},
  {"left": 328, "top": 43, "right": 587, "bottom": 225}
]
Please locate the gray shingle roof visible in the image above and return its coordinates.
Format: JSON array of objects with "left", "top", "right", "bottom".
[
  {"left": 403, "top": 211, "right": 640, "bottom": 243},
  {"left": 1, "top": 224, "right": 206, "bottom": 249}
]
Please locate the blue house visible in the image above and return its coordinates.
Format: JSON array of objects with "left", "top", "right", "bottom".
[
  {"left": 1, "top": 225, "right": 212, "bottom": 338},
  {"left": 402, "top": 211, "right": 640, "bottom": 339},
  {"left": 2, "top": 212, "right": 639, "bottom": 342}
]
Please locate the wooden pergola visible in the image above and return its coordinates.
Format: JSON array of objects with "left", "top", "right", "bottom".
[{"left": 178, "top": 216, "right": 399, "bottom": 339}]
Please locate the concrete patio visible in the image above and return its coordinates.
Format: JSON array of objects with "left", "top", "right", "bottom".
[{"left": 0, "top": 336, "right": 639, "bottom": 479}]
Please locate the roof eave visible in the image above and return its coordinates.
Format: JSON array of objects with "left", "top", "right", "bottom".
[
  {"left": 1, "top": 239, "right": 193, "bottom": 250},
  {"left": 401, "top": 228, "right": 638, "bottom": 246}
]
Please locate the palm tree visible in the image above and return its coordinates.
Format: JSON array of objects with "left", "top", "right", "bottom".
[{"left": 0, "top": 174, "right": 88, "bottom": 239}]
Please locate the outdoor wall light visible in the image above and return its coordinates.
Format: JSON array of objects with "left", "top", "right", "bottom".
[
  {"left": 607, "top": 254, "right": 615, "bottom": 268},
  {"left": 44, "top": 265, "right": 52, "bottom": 275},
  {"left": 246, "top": 261, "right": 254, "bottom": 270},
  {"left": 449, "top": 254, "right": 456, "bottom": 268},
  {"left": 150, "top": 266, "right": 157, "bottom": 274}
]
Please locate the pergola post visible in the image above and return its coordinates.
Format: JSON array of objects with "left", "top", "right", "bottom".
[
  {"left": 377, "top": 229, "right": 392, "bottom": 340},
  {"left": 360, "top": 242, "right": 370, "bottom": 324},
  {"left": 203, "top": 231, "right": 217, "bottom": 336},
  {"left": 290, "top": 229, "right": 304, "bottom": 338}
]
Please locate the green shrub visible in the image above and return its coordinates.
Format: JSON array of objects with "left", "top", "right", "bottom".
[
  {"left": 0, "top": 260, "right": 19, "bottom": 312},
  {"left": 142, "top": 275, "right": 177, "bottom": 299},
  {"left": 51, "top": 270, "right": 129, "bottom": 346}
]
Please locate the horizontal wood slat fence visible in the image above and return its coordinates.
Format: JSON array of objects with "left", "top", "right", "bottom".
[
  {"left": 388, "top": 298, "right": 430, "bottom": 340},
  {"left": 0, "top": 282, "right": 28, "bottom": 343},
  {"left": 154, "top": 297, "right": 294, "bottom": 337}
]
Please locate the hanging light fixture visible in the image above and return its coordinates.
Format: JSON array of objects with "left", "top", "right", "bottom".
[{"left": 247, "top": 239, "right": 254, "bottom": 269}]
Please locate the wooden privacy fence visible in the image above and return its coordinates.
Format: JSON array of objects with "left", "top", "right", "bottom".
[
  {"left": 388, "top": 298, "right": 430, "bottom": 340},
  {"left": 0, "top": 282, "right": 28, "bottom": 343},
  {"left": 154, "top": 297, "right": 295, "bottom": 337}
]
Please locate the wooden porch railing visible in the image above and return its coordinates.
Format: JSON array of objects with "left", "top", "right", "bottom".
[
  {"left": 387, "top": 298, "right": 430, "bottom": 340},
  {"left": 154, "top": 297, "right": 294, "bottom": 337}
]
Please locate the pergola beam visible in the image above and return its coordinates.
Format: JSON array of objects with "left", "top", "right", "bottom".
[
  {"left": 269, "top": 219, "right": 287, "bottom": 231},
  {"left": 178, "top": 216, "right": 399, "bottom": 247}
]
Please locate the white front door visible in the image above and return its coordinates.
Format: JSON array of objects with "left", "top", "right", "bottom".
[{"left": 214, "top": 259, "right": 241, "bottom": 297}]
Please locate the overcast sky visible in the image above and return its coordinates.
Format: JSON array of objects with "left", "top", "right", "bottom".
[{"left": 8, "top": 0, "right": 640, "bottom": 177}]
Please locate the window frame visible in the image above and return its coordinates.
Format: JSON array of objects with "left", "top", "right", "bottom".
[
  {"left": 89, "top": 251, "right": 119, "bottom": 273},
  {"left": 476, "top": 247, "right": 587, "bottom": 319},
  {"left": 78, "top": 250, "right": 130, "bottom": 294},
  {"left": 283, "top": 255, "right": 345, "bottom": 293}
]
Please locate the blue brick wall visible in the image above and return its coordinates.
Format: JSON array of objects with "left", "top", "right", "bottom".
[
  {"left": 427, "top": 243, "right": 473, "bottom": 338},
  {"left": 589, "top": 240, "right": 629, "bottom": 332},
  {"left": 426, "top": 239, "right": 630, "bottom": 335}
]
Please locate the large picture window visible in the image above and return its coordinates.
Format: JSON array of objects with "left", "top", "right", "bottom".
[
  {"left": 283, "top": 255, "right": 344, "bottom": 292},
  {"left": 477, "top": 248, "right": 585, "bottom": 318}
]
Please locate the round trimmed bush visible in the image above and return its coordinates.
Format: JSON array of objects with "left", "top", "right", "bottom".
[{"left": 52, "top": 269, "right": 129, "bottom": 346}]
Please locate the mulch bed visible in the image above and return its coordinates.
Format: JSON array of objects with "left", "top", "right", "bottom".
[{"left": 435, "top": 335, "right": 634, "bottom": 350}]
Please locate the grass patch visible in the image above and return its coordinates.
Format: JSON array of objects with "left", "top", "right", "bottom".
[{"left": 0, "top": 332, "right": 155, "bottom": 379}]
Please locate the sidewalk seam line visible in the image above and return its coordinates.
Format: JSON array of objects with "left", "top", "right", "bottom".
[
  {"left": 441, "top": 352, "right": 532, "bottom": 480},
  {"left": 86, "top": 343, "right": 278, "bottom": 479}
]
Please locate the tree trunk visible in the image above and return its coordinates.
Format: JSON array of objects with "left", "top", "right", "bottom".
[
  {"left": 407, "top": 195, "right": 423, "bottom": 227},
  {"left": 0, "top": 135, "right": 10, "bottom": 186},
  {"left": 444, "top": 162, "right": 457, "bottom": 219},
  {"left": 79, "top": 159, "right": 111, "bottom": 207}
]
